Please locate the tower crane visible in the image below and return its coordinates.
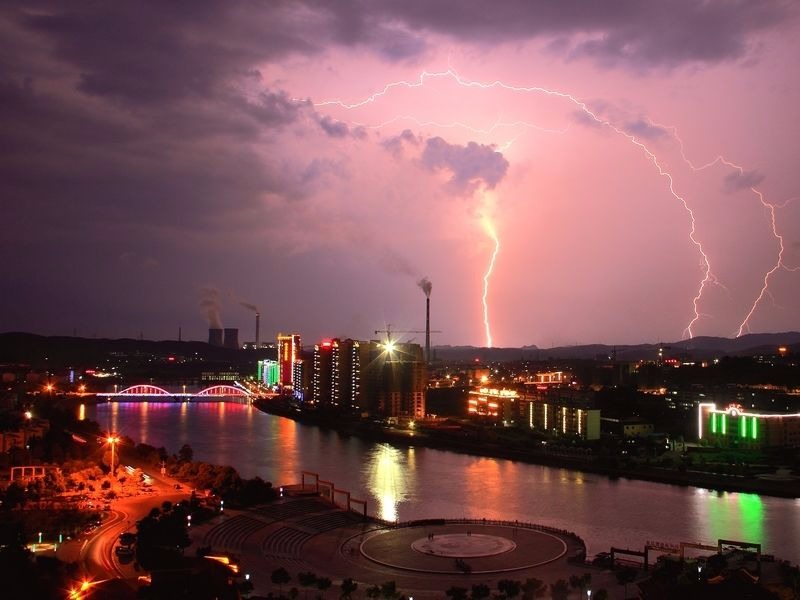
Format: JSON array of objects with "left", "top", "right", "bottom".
[{"left": 374, "top": 325, "right": 441, "bottom": 344}]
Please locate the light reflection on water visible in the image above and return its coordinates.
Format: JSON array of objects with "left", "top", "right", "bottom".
[
  {"left": 364, "top": 444, "right": 410, "bottom": 521},
  {"left": 88, "top": 402, "right": 800, "bottom": 564}
]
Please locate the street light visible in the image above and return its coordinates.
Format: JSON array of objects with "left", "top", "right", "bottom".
[{"left": 106, "top": 435, "right": 120, "bottom": 477}]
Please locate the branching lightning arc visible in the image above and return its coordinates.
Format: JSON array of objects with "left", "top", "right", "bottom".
[{"left": 315, "top": 68, "right": 796, "bottom": 344}]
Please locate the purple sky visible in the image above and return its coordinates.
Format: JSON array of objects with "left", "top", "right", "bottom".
[{"left": 2, "top": 1, "right": 798, "bottom": 348}]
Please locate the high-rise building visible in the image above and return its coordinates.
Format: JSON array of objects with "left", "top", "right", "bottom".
[
  {"left": 257, "top": 359, "right": 280, "bottom": 387},
  {"left": 277, "top": 333, "right": 301, "bottom": 388},
  {"left": 312, "top": 338, "right": 360, "bottom": 408},
  {"left": 360, "top": 340, "right": 426, "bottom": 419}
]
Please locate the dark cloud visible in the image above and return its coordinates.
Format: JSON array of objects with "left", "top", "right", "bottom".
[
  {"left": 724, "top": 169, "right": 766, "bottom": 192},
  {"left": 375, "top": 0, "right": 792, "bottom": 69},
  {"left": 317, "top": 114, "right": 351, "bottom": 138},
  {"left": 421, "top": 137, "right": 509, "bottom": 193},
  {"left": 382, "top": 129, "right": 420, "bottom": 158},
  {"left": 20, "top": 1, "right": 317, "bottom": 105}
]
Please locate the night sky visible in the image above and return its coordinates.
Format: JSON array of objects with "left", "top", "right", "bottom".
[{"left": 2, "top": 1, "right": 798, "bottom": 348}]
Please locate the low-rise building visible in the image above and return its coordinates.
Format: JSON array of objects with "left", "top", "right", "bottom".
[{"left": 698, "top": 402, "right": 800, "bottom": 449}]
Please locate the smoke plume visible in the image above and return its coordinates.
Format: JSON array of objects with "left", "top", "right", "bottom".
[
  {"left": 199, "top": 287, "right": 223, "bottom": 328},
  {"left": 240, "top": 302, "right": 259, "bottom": 312},
  {"left": 417, "top": 276, "right": 432, "bottom": 297}
]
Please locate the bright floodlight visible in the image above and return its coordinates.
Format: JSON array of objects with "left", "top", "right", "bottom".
[{"left": 384, "top": 341, "right": 396, "bottom": 353}]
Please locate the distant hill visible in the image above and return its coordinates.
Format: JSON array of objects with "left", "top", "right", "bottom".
[
  {"left": 433, "top": 332, "right": 800, "bottom": 362},
  {"left": 1, "top": 330, "right": 798, "bottom": 367},
  {"left": 0, "top": 331, "right": 251, "bottom": 369}
]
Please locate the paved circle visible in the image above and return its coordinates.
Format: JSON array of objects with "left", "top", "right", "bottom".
[
  {"left": 360, "top": 524, "right": 567, "bottom": 574},
  {"left": 411, "top": 534, "right": 516, "bottom": 558}
]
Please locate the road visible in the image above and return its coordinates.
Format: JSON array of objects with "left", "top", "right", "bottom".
[{"left": 66, "top": 460, "right": 191, "bottom": 597}]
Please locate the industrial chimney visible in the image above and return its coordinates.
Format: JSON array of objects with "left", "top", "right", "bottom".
[
  {"left": 426, "top": 296, "right": 431, "bottom": 363},
  {"left": 223, "top": 328, "right": 239, "bottom": 350},
  {"left": 417, "top": 276, "right": 433, "bottom": 364},
  {"left": 208, "top": 328, "right": 223, "bottom": 347},
  {"left": 255, "top": 312, "right": 260, "bottom": 348}
]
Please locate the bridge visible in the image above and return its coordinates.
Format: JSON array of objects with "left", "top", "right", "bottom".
[{"left": 96, "top": 383, "right": 257, "bottom": 404}]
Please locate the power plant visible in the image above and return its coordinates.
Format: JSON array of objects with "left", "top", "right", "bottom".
[
  {"left": 223, "top": 328, "right": 239, "bottom": 350},
  {"left": 208, "top": 328, "right": 223, "bottom": 347}
]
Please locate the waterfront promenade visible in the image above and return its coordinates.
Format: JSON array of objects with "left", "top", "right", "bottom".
[{"left": 190, "top": 491, "right": 627, "bottom": 599}]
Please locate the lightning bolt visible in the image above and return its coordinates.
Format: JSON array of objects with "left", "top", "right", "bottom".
[
  {"left": 315, "top": 68, "right": 785, "bottom": 341},
  {"left": 482, "top": 216, "right": 500, "bottom": 348},
  {"left": 650, "top": 120, "right": 800, "bottom": 336}
]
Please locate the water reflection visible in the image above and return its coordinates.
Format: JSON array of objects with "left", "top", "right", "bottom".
[
  {"left": 86, "top": 403, "right": 798, "bottom": 565},
  {"left": 78, "top": 403, "right": 85, "bottom": 421},
  {"left": 694, "top": 489, "right": 765, "bottom": 548},
  {"left": 365, "top": 444, "right": 410, "bottom": 522}
]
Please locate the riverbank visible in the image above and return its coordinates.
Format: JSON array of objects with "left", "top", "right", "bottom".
[{"left": 253, "top": 399, "right": 800, "bottom": 499}]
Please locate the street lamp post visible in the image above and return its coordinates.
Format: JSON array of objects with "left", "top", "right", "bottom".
[{"left": 107, "top": 435, "right": 119, "bottom": 477}]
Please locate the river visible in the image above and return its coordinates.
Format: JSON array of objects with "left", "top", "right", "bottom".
[{"left": 88, "top": 401, "right": 800, "bottom": 564}]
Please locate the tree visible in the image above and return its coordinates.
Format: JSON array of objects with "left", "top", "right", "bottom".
[
  {"left": 471, "top": 583, "right": 491, "bottom": 600},
  {"left": 616, "top": 567, "right": 636, "bottom": 599},
  {"left": 271, "top": 567, "right": 291, "bottom": 597},
  {"left": 340, "top": 578, "right": 358, "bottom": 600},
  {"left": 1, "top": 483, "right": 26, "bottom": 511},
  {"left": 549, "top": 579, "right": 569, "bottom": 600},
  {"left": 521, "top": 578, "right": 544, "bottom": 600},
  {"left": 569, "top": 573, "right": 591, "bottom": 596},
  {"left": 593, "top": 590, "right": 609, "bottom": 600},
  {"left": 497, "top": 579, "right": 522, "bottom": 599},
  {"left": 178, "top": 443, "right": 194, "bottom": 463},
  {"left": 317, "top": 576, "right": 332, "bottom": 599},
  {"left": 379, "top": 581, "right": 399, "bottom": 600},
  {"left": 298, "top": 571, "right": 317, "bottom": 600},
  {"left": 445, "top": 586, "right": 468, "bottom": 600}
]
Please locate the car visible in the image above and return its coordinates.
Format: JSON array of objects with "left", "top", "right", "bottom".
[
  {"left": 174, "top": 483, "right": 182, "bottom": 490},
  {"left": 119, "top": 532, "right": 136, "bottom": 546},
  {"left": 115, "top": 545, "right": 135, "bottom": 558}
]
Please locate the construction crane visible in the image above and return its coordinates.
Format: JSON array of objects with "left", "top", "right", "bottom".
[
  {"left": 374, "top": 325, "right": 442, "bottom": 365},
  {"left": 374, "top": 325, "right": 441, "bottom": 343}
]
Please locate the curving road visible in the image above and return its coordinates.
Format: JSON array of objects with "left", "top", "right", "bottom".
[{"left": 76, "top": 462, "right": 191, "bottom": 596}]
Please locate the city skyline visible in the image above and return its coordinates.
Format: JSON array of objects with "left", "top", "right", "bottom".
[{"left": 2, "top": 1, "right": 798, "bottom": 347}]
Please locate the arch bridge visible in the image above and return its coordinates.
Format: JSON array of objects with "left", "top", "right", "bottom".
[{"left": 96, "top": 383, "right": 254, "bottom": 404}]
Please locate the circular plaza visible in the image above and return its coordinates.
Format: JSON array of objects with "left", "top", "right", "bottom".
[{"left": 359, "top": 522, "right": 568, "bottom": 574}]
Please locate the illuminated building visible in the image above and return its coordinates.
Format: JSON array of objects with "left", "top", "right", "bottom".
[
  {"left": 277, "top": 333, "right": 301, "bottom": 388},
  {"left": 292, "top": 359, "right": 309, "bottom": 401},
  {"left": 360, "top": 341, "right": 426, "bottom": 419},
  {"left": 256, "top": 359, "right": 279, "bottom": 387},
  {"left": 467, "top": 386, "right": 600, "bottom": 440},
  {"left": 468, "top": 387, "right": 518, "bottom": 420},
  {"left": 698, "top": 402, "right": 800, "bottom": 449},
  {"left": 312, "top": 339, "right": 360, "bottom": 408}
]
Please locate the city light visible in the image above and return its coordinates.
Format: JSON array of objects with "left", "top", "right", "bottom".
[{"left": 106, "top": 435, "right": 120, "bottom": 477}]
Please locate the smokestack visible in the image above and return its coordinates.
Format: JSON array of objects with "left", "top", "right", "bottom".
[
  {"left": 255, "top": 312, "right": 260, "bottom": 348},
  {"left": 417, "top": 277, "right": 432, "bottom": 363},
  {"left": 426, "top": 296, "right": 430, "bottom": 363}
]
